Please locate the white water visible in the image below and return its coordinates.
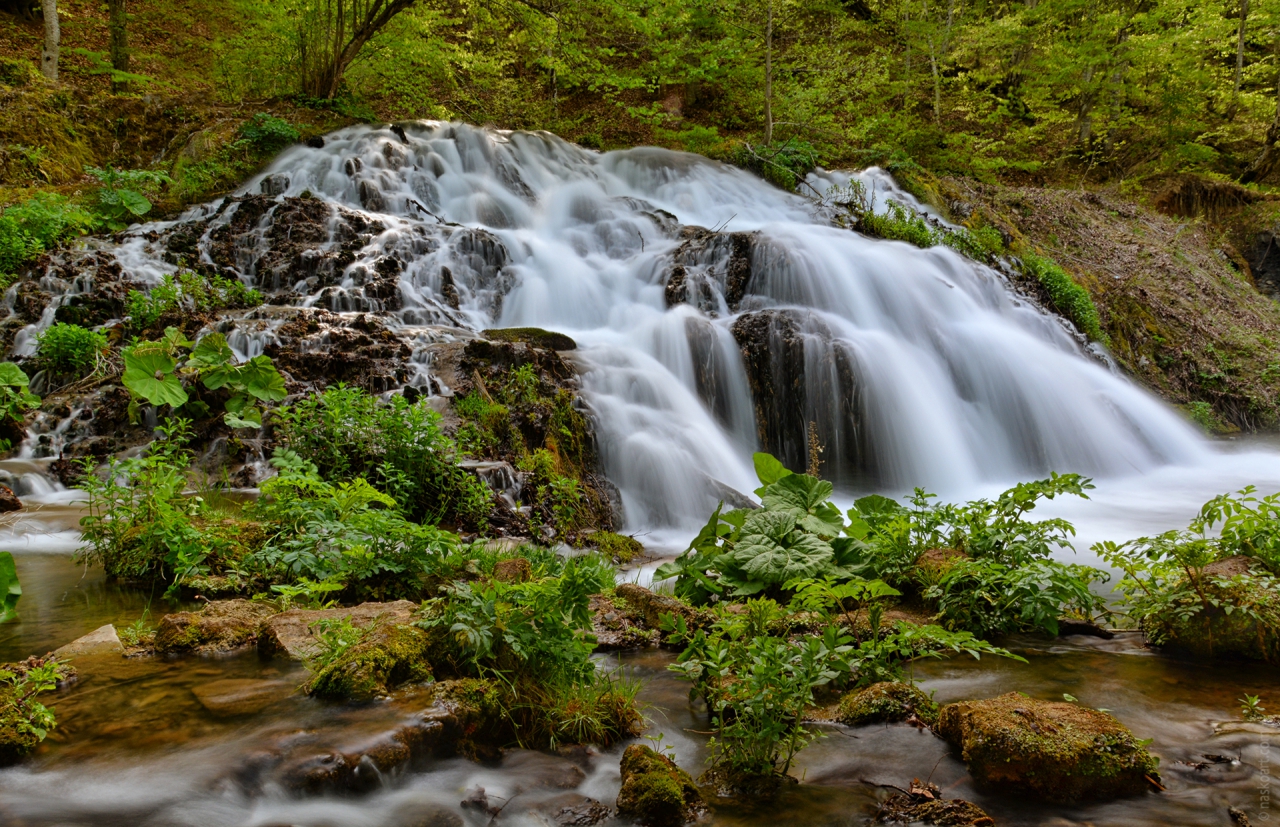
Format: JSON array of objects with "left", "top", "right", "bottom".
[{"left": 27, "top": 122, "right": 1280, "bottom": 544}]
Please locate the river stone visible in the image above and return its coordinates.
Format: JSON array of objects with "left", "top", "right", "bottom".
[
  {"left": 936, "top": 692, "right": 1160, "bottom": 803},
  {"left": 614, "top": 584, "right": 709, "bottom": 633},
  {"left": 876, "top": 780, "right": 994, "bottom": 826},
  {"left": 616, "top": 744, "right": 708, "bottom": 827},
  {"left": 258, "top": 600, "right": 418, "bottom": 660},
  {"left": 192, "top": 678, "right": 294, "bottom": 717},
  {"left": 154, "top": 599, "right": 278, "bottom": 654},
  {"left": 0, "top": 485, "right": 21, "bottom": 512},
  {"left": 305, "top": 619, "right": 432, "bottom": 701},
  {"left": 52, "top": 624, "right": 123, "bottom": 658},
  {"left": 836, "top": 681, "right": 938, "bottom": 727}
]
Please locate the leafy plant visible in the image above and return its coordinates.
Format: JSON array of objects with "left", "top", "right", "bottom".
[
  {"left": 86, "top": 166, "right": 172, "bottom": 231},
  {"left": 0, "top": 193, "right": 94, "bottom": 280},
  {"left": 238, "top": 113, "right": 300, "bottom": 153},
  {"left": 0, "top": 362, "right": 38, "bottom": 452},
  {"left": 0, "top": 657, "right": 62, "bottom": 744},
  {"left": 1241, "top": 694, "right": 1266, "bottom": 722},
  {"left": 927, "top": 558, "right": 1109, "bottom": 637},
  {"left": 126, "top": 272, "right": 262, "bottom": 330},
  {"left": 1021, "top": 253, "right": 1108, "bottom": 345},
  {"left": 0, "top": 552, "right": 20, "bottom": 623},
  {"left": 35, "top": 323, "right": 107, "bottom": 381}
]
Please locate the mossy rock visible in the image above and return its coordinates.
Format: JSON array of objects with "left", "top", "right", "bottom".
[
  {"left": 837, "top": 681, "right": 938, "bottom": 727},
  {"left": 481, "top": 327, "right": 577, "bottom": 351},
  {"left": 1141, "top": 557, "right": 1280, "bottom": 662},
  {"left": 617, "top": 744, "right": 708, "bottom": 827},
  {"left": 0, "top": 683, "right": 39, "bottom": 767},
  {"left": 936, "top": 692, "right": 1159, "bottom": 803},
  {"left": 0, "top": 58, "right": 38, "bottom": 89},
  {"left": 591, "top": 531, "right": 645, "bottom": 563},
  {"left": 154, "top": 599, "right": 277, "bottom": 654},
  {"left": 306, "top": 621, "right": 433, "bottom": 702},
  {"left": 877, "top": 781, "right": 993, "bottom": 826}
]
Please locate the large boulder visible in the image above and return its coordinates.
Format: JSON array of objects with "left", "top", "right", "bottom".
[
  {"left": 616, "top": 744, "right": 708, "bottom": 827},
  {"left": 1141, "top": 556, "right": 1280, "bottom": 661},
  {"left": 258, "top": 600, "right": 419, "bottom": 660},
  {"left": 936, "top": 693, "right": 1159, "bottom": 803},
  {"left": 154, "top": 599, "right": 277, "bottom": 654},
  {"left": 305, "top": 619, "right": 433, "bottom": 702},
  {"left": 837, "top": 681, "right": 938, "bottom": 727}
]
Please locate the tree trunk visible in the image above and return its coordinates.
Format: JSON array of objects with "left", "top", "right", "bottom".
[
  {"left": 108, "top": 0, "right": 129, "bottom": 93},
  {"left": 1229, "top": 0, "right": 1250, "bottom": 119},
  {"left": 1077, "top": 64, "right": 1095, "bottom": 144},
  {"left": 40, "top": 0, "right": 58, "bottom": 82},
  {"left": 764, "top": 0, "right": 774, "bottom": 145},
  {"left": 1241, "top": 52, "right": 1280, "bottom": 184}
]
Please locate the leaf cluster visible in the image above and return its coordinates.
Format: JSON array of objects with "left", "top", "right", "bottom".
[
  {"left": 86, "top": 166, "right": 172, "bottom": 232},
  {"left": 126, "top": 272, "right": 263, "bottom": 331}
]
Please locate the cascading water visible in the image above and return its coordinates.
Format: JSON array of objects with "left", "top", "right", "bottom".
[{"left": 10, "top": 122, "right": 1226, "bottom": 533}]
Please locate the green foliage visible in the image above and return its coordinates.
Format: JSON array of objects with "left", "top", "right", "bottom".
[
  {"left": 927, "top": 558, "right": 1109, "bottom": 637},
  {"left": 304, "top": 616, "right": 366, "bottom": 674},
  {"left": 121, "top": 330, "right": 285, "bottom": 429},
  {"left": 1241, "top": 693, "right": 1267, "bottom": 722},
  {"left": 34, "top": 323, "right": 107, "bottom": 381},
  {"left": 728, "top": 139, "right": 820, "bottom": 190},
  {"left": 86, "top": 167, "right": 172, "bottom": 231},
  {"left": 237, "top": 113, "right": 300, "bottom": 153},
  {"left": 0, "top": 194, "right": 94, "bottom": 280},
  {"left": 249, "top": 449, "right": 459, "bottom": 599},
  {"left": 274, "top": 385, "right": 493, "bottom": 528},
  {"left": 0, "top": 658, "right": 62, "bottom": 745},
  {"left": 0, "top": 552, "right": 20, "bottom": 624},
  {"left": 1022, "top": 253, "right": 1108, "bottom": 345},
  {"left": 126, "top": 272, "right": 262, "bottom": 330},
  {"left": 0, "top": 363, "right": 38, "bottom": 452}
]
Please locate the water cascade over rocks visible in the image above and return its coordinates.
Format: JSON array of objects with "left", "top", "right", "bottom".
[{"left": 10, "top": 122, "right": 1209, "bottom": 533}]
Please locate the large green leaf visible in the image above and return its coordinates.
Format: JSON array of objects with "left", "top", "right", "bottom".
[
  {"left": 120, "top": 189, "right": 152, "bottom": 217},
  {"left": 239, "top": 356, "right": 287, "bottom": 402},
  {"left": 0, "top": 552, "right": 21, "bottom": 623},
  {"left": 732, "top": 531, "right": 833, "bottom": 586},
  {"left": 0, "top": 363, "right": 29, "bottom": 389},
  {"left": 225, "top": 406, "right": 263, "bottom": 430},
  {"left": 122, "top": 345, "right": 188, "bottom": 408},
  {"left": 761, "top": 474, "right": 844, "bottom": 536},
  {"left": 753, "top": 452, "right": 792, "bottom": 487},
  {"left": 190, "top": 333, "right": 234, "bottom": 370}
]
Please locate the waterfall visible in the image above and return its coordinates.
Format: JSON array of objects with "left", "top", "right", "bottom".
[{"left": 24, "top": 122, "right": 1214, "bottom": 533}]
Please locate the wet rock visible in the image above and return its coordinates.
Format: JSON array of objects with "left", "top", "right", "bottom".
[
  {"left": 616, "top": 744, "right": 709, "bottom": 827},
  {"left": 259, "top": 599, "right": 419, "bottom": 660},
  {"left": 462, "top": 786, "right": 500, "bottom": 817},
  {"left": 0, "top": 486, "right": 24, "bottom": 513},
  {"left": 1141, "top": 556, "right": 1280, "bottom": 661},
  {"left": 154, "top": 599, "right": 277, "bottom": 654},
  {"left": 306, "top": 619, "right": 433, "bottom": 702},
  {"left": 661, "top": 227, "right": 757, "bottom": 312},
  {"left": 52, "top": 624, "right": 123, "bottom": 658},
  {"left": 614, "top": 584, "right": 710, "bottom": 635},
  {"left": 481, "top": 327, "right": 578, "bottom": 351},
  {"left": 876, "top": 779, "right": 994, "bottom": 826},
  {"left": 696, "top": 765, "right": 791, "bottom": 801},
  {"left": 589, "top": 593, "right": 656, "bottom": 651},
  {"left": 936, "top": 692, "right": 1160, "bottom": 803},
  {"left": 306, "top": 135, "right": 326, "bottom": 149},
  {"left": 836, "top": 681, "right": 938, "bottom": 727},
  {"left": 191, "top": 678, "right": 294, "bottom": 717},
  {"left": 503, "top": 792, "right": 611, "bottom": 826}
]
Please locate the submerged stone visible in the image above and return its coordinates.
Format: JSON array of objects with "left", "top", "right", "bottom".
[
  {"left": 936, "top": 692, "right": 1159, "bottom": 803},
  {"left": 836, "top": 681, "right": 939, "bottom": 727},
  {"left": 616, "top": 744, "right": 709, "bottom": 827},
  {"left": 154, "top": 599, "right": 277, "bottom": 655},
  {"left": 876, "top": 780, "right": 994, "bottom": 826},
  {"left": 192, "top": 678, "right": 294, "bottom": 717}
]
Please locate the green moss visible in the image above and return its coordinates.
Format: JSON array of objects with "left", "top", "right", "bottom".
[
  {"left": 0, "top": 684, "right": 39, "bottom": 767},
  {"left": 1021, "top": 253, "right": 1109, "bottom": 345},
  {"left": 836, "top": 681, "right": 939, "bottom": 727},
  {"left": 616, "top": 744, "right": 707, "bottom": 827},
  {"left": 481, "top": 327, "right": 577, "bottom": 351},
  {"left": 307, "top": 621, "right": 433, "bottom": 701},
  {"left": 591, "top": 531, "right": 645, "bottom": 563},
  {"left": 937, "top": 693, "right": 1159, "bottom": 803}
]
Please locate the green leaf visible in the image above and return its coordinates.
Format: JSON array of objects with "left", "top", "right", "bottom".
[
  {"left": 119, "top": 189, "right": 152, "bottom": 217},
  {"left": 853, "top": 494, "right": 900, "bottom": 519},
  {"left": 189, "top": 333, "right": 233, "bottom": 369},
  {"left": 0, "top": 551, "right": 20, "bottom": 623},
  {"left": 753, "top": 452, "right": 792, "bottom": 487},
  {"left": 225, "top": 407, "right": 263, "bottom": 430},
  {"left": 159, "top": 327, "right": 192, "bottom": 353},
  {"left": 0, "top": 363, "right": 29, "bottom": 389},
  {"left": 201, "top": 364, "right": 236, "bottom": 391},
  {"left": 239, "top": 356, "right": 287, "bottom": 402},
  {"left": 122, "top": 345, "right": 188, "bottom": 408}
]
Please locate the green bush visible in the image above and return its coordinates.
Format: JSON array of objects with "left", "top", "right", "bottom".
[
  {"left": 0, "top": 194, "right": 94, "bottom": 280},
  {"left": 35, "top": 323, "right": 107, "bottom": 380},
  {"left": 0, "top": 363, "right": 38, "bottom": 453},
  {"left": 274, "top": 385, "right": 493, "bottom": 529},
  {"left": 238, "top": 113, "right": 300, "bottom": 153},
  {"left": 126, "top": 272, "right": 263, "bottom": 330},
  {"left": 87, "top": 167, "right": 172, "bottom": 231},
  {"left": 728, "top": 139, "right": 821, "bottom": 191},
  {"left": 1021, "top": 253, "right": 1108, "bottom": 344},
  {"left": 861, "top": 200, "right": 943, "bottom": 248}
]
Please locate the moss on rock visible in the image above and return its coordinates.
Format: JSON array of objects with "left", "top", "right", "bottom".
[
  {"left": 616, "top": 744, "right": 709, "bottom": 827},
  {"left": 154, "top": 599, "right": 277, "bottom": 654},
  {"left": 0, "top": 683, "right": 39, "bottom": 766},
  {"left": 591, "top": 531, "right": 645, "bottom": 563},
  {"left": 837, "top": 681, "right": 939, "bottom": 727},
  {"left": 480, "top": 327, "right": 577, "bottom": 351},
  {"left": 936, "top": 692, "right": 1159, "bottom": 803},
  {"left": 1140, "top": 558, "right": 1280, "bottom": 662},
  {"left": 306, "top": 621, "right": 434, "bottom": 702}
]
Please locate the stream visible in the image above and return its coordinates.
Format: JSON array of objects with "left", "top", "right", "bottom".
[{"left": 3, "top": 122, "right": 1280, "bottom": 825}]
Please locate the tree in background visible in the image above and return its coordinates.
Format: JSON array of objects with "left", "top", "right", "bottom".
[
  {"left": 39, "top": 0, "right": 57, "bottom": 81},
  {"left": 295, "top": 0, "right": 419, "bottom": 99},
  {"left": 108, "top": 0, "right": 129, "bottom": 92}
]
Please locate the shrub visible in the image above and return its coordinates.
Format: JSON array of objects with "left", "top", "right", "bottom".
[
  {"left": 126, "top": 272, "right": 262, "bottom": 330},
  {"left": 0, "top": 194, "right": 94, "bottom": 280},
  {"left": 87, "top": 167, "right": 172, "bottom": 231},
  {"left": 238, "top": 113, "right": 300, "bottom": 153},
  {"left": 0, "top": 363, "right": 38, "bottom": 452},
  {"left": 1021, "top": 253, "right": 1108, "bottom": 344},
  {"left": 35, "top": 323, "right": 107, "bottom": 380},
  {"left": 728, "top": 139, "right": 821, "bottom": 191},
  {"left": 274, "top": 385, "right": 493, "bottom": 528}
]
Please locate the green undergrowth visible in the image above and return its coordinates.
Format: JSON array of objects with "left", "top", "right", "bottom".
[{"left": 126, "top": 272, "right": 263, "bottom": 332}]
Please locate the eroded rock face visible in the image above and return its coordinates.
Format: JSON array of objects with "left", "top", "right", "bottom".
[
  {"left": 836, "top": 681, "right": 938, "bottom": 727},
  {"left": 936, "top": 692, "right": 1159, "bottom": 803},
  {"left": 154, "top": 599, "right": 277, "bottom": 655},
  {"left": 616, "top": 744, "right": 709, "bottom": 827}
]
